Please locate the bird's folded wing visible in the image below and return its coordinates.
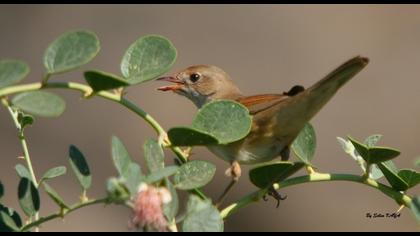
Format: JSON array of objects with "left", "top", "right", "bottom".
[{"left": 236, "top": 94, "right": 289, "bottom": 115}]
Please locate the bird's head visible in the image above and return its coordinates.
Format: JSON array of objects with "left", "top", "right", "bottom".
[{"left": 157, "top": 65, "right": 242, "bottom": 108}]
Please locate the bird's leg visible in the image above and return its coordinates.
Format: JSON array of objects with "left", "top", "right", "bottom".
[
  {"left": 215, "top": 161, "right": 241, "bottom": 208},
  {"left": 262, "top": 185, "right": 287, "bottom": 208},
  {"left": 280, "top": 146, "right": 290, "bottom": 161}
]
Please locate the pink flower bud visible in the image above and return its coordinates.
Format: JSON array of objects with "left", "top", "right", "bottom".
[{"left": 130, "top": 183, "right": 171, "bottom": 232}]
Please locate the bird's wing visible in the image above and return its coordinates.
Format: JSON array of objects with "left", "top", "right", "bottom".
[{"left": 236, "top": 94, "right": 289, "bottom": 115}]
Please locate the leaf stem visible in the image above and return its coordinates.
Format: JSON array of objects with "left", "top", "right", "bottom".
[
  {"left": 0, "top": 82, "right": 204, "bottom": 197},
  {"left": 20, "top": 197, "right": 108, "bottom": 232},
  {"left": 220, "top": 173, "right": 413, "bottom": 219},
  {"left": 1, "top": 98, "right": 40, "bottom": 231}
]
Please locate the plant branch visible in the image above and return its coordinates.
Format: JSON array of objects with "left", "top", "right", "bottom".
[
  {"left": 20, "top": 197, "right": 108, "bottom": 232},
  {"left": 1, "top": 98, "right": 40, "bottom": 230},
  {"left": 220, "top": 172, "right": 413, "bottom": 219},
  {"left": 0, "top": 82, "right": 204, "bottom": 197}
]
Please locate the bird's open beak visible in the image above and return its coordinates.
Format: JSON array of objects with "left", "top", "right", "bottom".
[{"left": 157, "top": 76, "right": 185, "bottom": 92}]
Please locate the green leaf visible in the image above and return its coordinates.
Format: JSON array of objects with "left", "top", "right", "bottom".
[
  {"left": 0, "top": 60, "right": 29, "bottom": 88},
  {"left": 106, "top": 177, "right": 130, "bottom": 204},
  {"left": 0, "top": 211, "right": 19, "bottom": 232},
  {"left": 0, "top": 204, "right": 22, "bottom": 232},
  {"left": 191, "top": 100, "right": 252, "bottom": 144},
  {"left": 377, "top": 162, "right": 409, "bottom": 191},
  {"left": 168, "top": 127, "right": 219, "bottom": 146},
  {"left": 182, "top": 195, "right": 223, "bottom": 232},
  {"left": 0, "top": 181, "right": 3, "bottom": 200},
  {"left": 347, "top": 136, "right": 369, "bottom": 163},
  {"left": 383, "top": 160, "right": 398, "bottom": 173},
  {"left": 348, "top": 136, "right": 400, "bottom": 164},
  {"left": 368, "top": 147, "right": 400, "bottom": 164},
  {"left": 145, "top": 166, "right": 179, "bottom": 184},
  {"left": 84, "top": 70, "right": 129, "bottom": 92},
  {"left": 69, "top": 145, "right": 91, "bottom": 190},
  {"left": 111, "top": 136, "right": 132, "bottom": 178},
  {"left": 40, "top": 166, "right": 66, "bottom": 183},
  {"left": 121, "top": 35, "right": 177, "bottom": 84},
  {"left": 369, "top": 164, "right": 384, "bottom": 180},
  {"left": 291, "top": 123, "right": 316, "bottom": 165},
  {"left": 163, "top": 179, "right": 178, "bottom": 221},
  {"left": 15, "top": 164, "right": 32, "bottom": 182},
  {"left": 397, "top": 169, "right": 420, "bottom": 189},
  {"left": 415, "top": 158, "right": 420, "bottom": 168},
  {"left": 12, "top": 91, "right": 66, "bottom": 118},
  {"left": 42, "top": 183, "right": 69, "bottom": 209},
  {"left": 44, "top": 30, "right": 100, "bottom": 74},
  {"left": 123, "top": 162, "right": 144, "bottom": 196},
  {"left": 173, "top": 160, "right": 216, "bottom": 190},
  {"left": 17, "top": 112, "right": 34, "bottom": 130},
  {"left": 410, "top": 196, "right": 420, "bottom": 222},
  {"left": 364, "top": 134, "right": 382, "bottom": 147},
  {"left": 17, "top": 178, "right": 40, "bottom": 217},
  {"left": 143, "top": 139, "right": 165, "bottom": 173},
  {"left": 249, "top": 161, "right": 305, "bottom": 189}
]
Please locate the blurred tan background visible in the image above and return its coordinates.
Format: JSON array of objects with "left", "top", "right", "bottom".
[{"left": 0, "top": 4, "right": 419, "bottom": 232}]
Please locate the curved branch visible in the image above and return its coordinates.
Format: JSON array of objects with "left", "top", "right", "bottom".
[
  {"left": 0, "top": 81, "right": 190, "bottom": 163},
  {"left": 220, "top": 173, "right": 413, "bottom": 219},
  {"left": 21, "top": 197, "right": 108, "bottom": 232}
]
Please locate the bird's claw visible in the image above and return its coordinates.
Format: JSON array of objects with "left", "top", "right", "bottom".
[{"left": 262, "top": 187, "right": 287, "bottom": 208}]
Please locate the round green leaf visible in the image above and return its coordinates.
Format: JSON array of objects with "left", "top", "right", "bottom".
[
  {"left": 397, "top": 169, "right": 420, "bottom": 189},
  {"left": 168, "top": 127, "right": 219, "bottom": 146},
  {"left": 0, "top": 204, "right": 22, "bottom": 232},
  {"left": 143, "top": 138, "right": 165, "bottom": 173},
  {"left": 163, "top": 179, "right": 178, "bottom": 221},
  {"left": 12, "top": 91, "right": 66, "bottom": 118},
  {"left": 84, "top": 70, "right": 129, "bottom": 92},
  {"left": 123, "top": 162, "right": 144, "bottom": 196},
  {"left": 42, "top": 183, "right": 69, "bottom": 209},
  {"left": 17, "top": 112, "right": 34, "bottom": 130},
  {"left": 249, "top": 161, "right": 305, "bottom": 189},
  {"left": 377, "top": 162, "right": 409, "bottom": 191},
  {"left": 106, "top": 177, "right": 131, "bottom": 204},
  {"left": 69, "top": 145, "right": 91, "bottom": 190},
  {"left": 364, "top": 134, "right": 383, "bottom": 147},
  {"left": 347, "top": 136, "right": 369, "bottom": 163},
  {"left": 291, "top": 123, "right": 316, "bottom": 165},
  {"left": 15, "top": 164, "right": 32, "bottom": 182},
  {"left": 369, "top": 147, "right": 400, "bottom": 164},
  {"left": 0, "top": 60, "right": 29, "bottom": 88},
  {"left": 145, "top": 166, "right": 179, "bottom": 184},
  {"left": 182, "top": 195, "right": 223, "bottom": 232},
  {"left": 370, "top": 164, "right": 384, "bottom": 180},
  {"left": 40, "top": 166, "right": 66, "bottom": 183},
  {"left": 111, "top": 136, "right": 132, "bottom": 178},
  {"left": 173, "top": 160, "right": 216, "bottom": 190},
  {"left": 44, "top": 30, "right": 100, "bottom": 74},
  {"left": 17, "top": 178, "right": 40, "bottom": 217},
  {"left": 120, "top": 35, "right": 177, "bottom": 84},
  {"left": 192, "top": 100, "right": 252, "bottom": 144},
  {"left": 0, "top": 211, "right": 19, "bottom": 232}
]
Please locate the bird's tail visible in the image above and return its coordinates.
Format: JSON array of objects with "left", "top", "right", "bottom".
[{"left": 273, "top": 56, "right": 369, "bottom": 140}]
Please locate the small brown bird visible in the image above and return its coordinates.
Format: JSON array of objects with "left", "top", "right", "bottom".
[{"left": 157, "top": 56, "right": 368, "bottom": 194}]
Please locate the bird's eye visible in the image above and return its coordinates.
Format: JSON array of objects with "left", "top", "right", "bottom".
[{"left": 189, "top": 73, "right": 201, "bottom": 83}]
